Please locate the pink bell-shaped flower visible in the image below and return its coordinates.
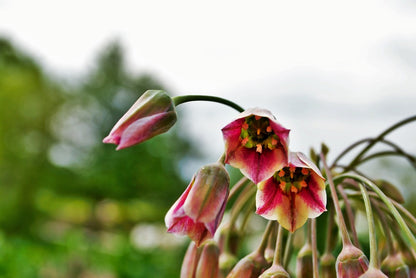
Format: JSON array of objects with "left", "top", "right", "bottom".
[
  {"left": 221, "top": 108, "right": 290, "bottom": 184},
  {"left": 103, "top": 90, "right": 177, "bottom": 150},
  {"left": 256, "top": 152, "right": 326, "bottom": 232},
  {"left": 165, "top": 163, "right": 230, "bottom": 246}
]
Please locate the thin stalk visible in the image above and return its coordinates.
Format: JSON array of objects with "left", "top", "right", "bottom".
[
  {"left": 371, "top": 198, "right": 394, "bottom": 255},
  {"left": 239, "top": 198, "right": 256, "bottom": 233},
  {"left": 331, "top": 137, "right": 414, "bottom": 169},
  {"left": 311, "top": 219, "right": 319, "bottom": 278},
  {"left": 320, "top": 153, "right": 352, "bottom": 245},
  {"left": 345, "top": 115, "right": 416, "bottom": 171},
  {"left": 337, "top": 185, "right": 360, "bottom": 247},
  {"left": 334, "top": 174, "right": 416, "bottom": 250},
  {"left": 324, "top": 201, "right": 336, "bottom": 253},
  {"left": 359, "top": 183, "right": 379, "bottom": 269},
  {"left": 228, "top": 176, "right": 249, "bottom": 201},
  {"left": 173, "top": 95, "right": 244, "bottom": 113},
  {"left": 273, "top": 224, "right": 285, "bottom": 265},
  {"left": 357, "top": 151, "right": 415, "bottom": 169},
  {"left": 282, "top": 232, "right": 293, "bottom": 269},
  {"left": 257, "top": 221, "right": 275, "bottom": 255}
]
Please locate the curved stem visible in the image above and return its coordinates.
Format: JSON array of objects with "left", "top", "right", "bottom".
[
  {"left": 228, "top": 176, "right": 249, "bottom": 201},
  {"left": 345, "top": 115, "right": 416, "bottom": 171},
  {"left": 359, "top": 182, "right": 379, "bottom": 269},
  {"left": 371, "top": 198, "right": 394, "bottom": 255},
  {"left": 334, "top": 174, "right": 416, "bottom": 250},
  {"left": 320, "top": 153, "right": 352, "bottom": 246},
  {"left": 356, "top": 151, "right": 416, "bottom": 169},
  {"left": 173, "top": 95, "right": 245, "bottom": 113},
  {"left": 257, "top": 221, "right": 275, "bottom": 255},
  {"left": 337, "top": 185, "right": 360, "bottom": 247}
]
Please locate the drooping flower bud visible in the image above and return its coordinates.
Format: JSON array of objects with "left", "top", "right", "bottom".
[
  {"left": 336, "top": 244, "right": 369, "bottom": 278},
  {"left": 320, "top": 252, "right": 337, "bottom": 278},
  {"left": 103, "top": 90, "right": 177, "bottom": 150},
  {"left": 381, "top": 253, "right": 410, "bottom": 278},
  {"left": 258, "top": 264, "right": 290, "bottom": 278},
  {"left": 221, "top": 108, "right": 290, "bottom": 184},
  {"left": 181, "top": 241, "right": 202, "bottom": 278},
  {"left": 226, "top": 250, "right": 269, "bottom": 278},
  {"left": 196, "top": 240, "right": 220, "bottom": 278},
  {"left": 165, "top": 163, "right": 230, "bottom": 246},
  {"left": 296, "top": 242, "right": 313, "bottom": 278},
  {"left": 256, "top": 152, "right": 326, "bottom": 232}
]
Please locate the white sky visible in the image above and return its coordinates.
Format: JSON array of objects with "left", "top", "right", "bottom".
[{"left": 1, "top": 0, "right": 415, "bottom": 177}]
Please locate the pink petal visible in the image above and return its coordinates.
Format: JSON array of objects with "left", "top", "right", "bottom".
[{"left": 298, "top": 175, "right": 327, "bottom": 218}]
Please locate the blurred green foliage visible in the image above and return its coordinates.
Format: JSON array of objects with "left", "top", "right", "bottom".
[{"left": 0, "top": 37, "right": 192, "bottom": 277}]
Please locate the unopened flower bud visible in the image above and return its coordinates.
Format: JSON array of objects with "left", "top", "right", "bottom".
[
  {"left": 196, "top": 240, "right": 220, "bottom": 278},
  {"left": 381, "top": 253, "right": 410, "bottom": 278},
  {"left": 181, "top": 241, "right": 202, "bottom": 278},
  {"left": 103, "top": 90, "right": 177, "bottom": 150},
  {"left": 359, "top": 267, "right": 388, "bottom": 277},
  {"left": 226, "top": 250, "right": 269, "bottom": 278},
  {"left": 219, "top": 252, "right": 238, "bottom": 275},
  {"left": 259, "top": 264, "right": 290, "bottom": 278},
  {"left": 336, "top": 244, "right": 369, "bottom": 278},
  {"left": 296, "top": 242, "right": 313, "bottom": 278},
  {"left": 165, "top": 163, "right": 230, "bottom": 246},
  {"left": 320, "top": 252, "right": 336, "bottom": 278}
]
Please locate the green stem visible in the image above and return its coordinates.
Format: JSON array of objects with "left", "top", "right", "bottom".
[
  {"left": 173, "top": 95, "right": 245, "bottom": 112},
  {"left": 371, "top": 198, "right": 394, "bottom": 254},
  {"left": 359, "top": 182, "right": 379, "bottom": 268},
  {"left": 356, "top": 151, "right": 416, "bottom": 169},
  {"left": 257, "top": 221, "right": 275, "bottom": 255},
  {"left": 345, "top": 115, "right": 416, "bottom": 171},
  {"left": 337, "top": 185, "right": 360, "bottom": 247},
  {"left": 282, "top": 231, "right": 293, "bottom": 269},
  {"left": 311, "top": 219, "right": 319, "bottom": 278},
  {"left": 320, "top": 153, "right": 352, "bottom": 246},
  {"left": 228, "top": 176, "right": 249, "bottom": 201},
  {"left": 334, "top": 174, "right": 416, "bottom": 250},
  {"left": 273, "top": 224, "right": 285, "bottom": 265}
]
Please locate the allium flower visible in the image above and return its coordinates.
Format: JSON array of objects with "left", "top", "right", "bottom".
[
  {"left": 256, "top": 152, "right": 326, "bottom": 232},
  {"left": 221, "top": 108, "right": 290, "bottom": 184},
  {"left": 103, "top": 90, "right": 177, "bottom": 150},
  {"left": 165, "top": 163, "right": 230, "bottom": 246}
]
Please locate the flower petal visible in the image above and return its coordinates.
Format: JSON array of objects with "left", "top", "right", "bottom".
[{"left": 298, "top": 175, "right": 327, "bottom": 218}]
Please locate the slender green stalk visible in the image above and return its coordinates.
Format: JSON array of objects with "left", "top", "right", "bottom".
[
  {"left": 273, "top": 224, "right": 285, "bottom": 265},
  {"left": 324, "top": 201, "right": 336, "bottom": 253},
  {"left": 173, "top": 95, "right": 245, "bottom": 112},
  {"left": 371, "top": 198, "right": 394, "bottom": 255},
  {"left": 228, "top": 176, "right": 249, "bottom": 201},
  {"left": 334, "top": 174, "right": 416, "bottom": 250},
  {"left": 257, "top": 221, "right": 276, "bottom": 255},
  {"left": 320, "top": 153, "right": 352, "bottom": 245},
  {"left": 357, "top": 151, "right": 415, "bottom": 169},
  {"left": 359, "top": 183, "right": 379, "bottom": 268},
  {"left": 337, "top": 185, "right": 360, "bottom": 247},
  {"left": 345, "top": 115, "right": 416, "bottom": 171},
  {"left": 311, "top": 219, "right": 319, "bottom": 278},
  {"left": 282, "top": 232, "right": 293, "bottom": 269}
]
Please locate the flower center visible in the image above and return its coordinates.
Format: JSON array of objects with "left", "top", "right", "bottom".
[
  {"left": 240, "top": 116, "right": 279, "bottom": 153},
  {"left": 274, "top": 167, "right": 310, "bottom": 194}
]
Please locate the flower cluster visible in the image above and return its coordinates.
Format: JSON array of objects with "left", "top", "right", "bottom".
[{"left": 104, "top": 90, "right": 416, "bottom": 277}]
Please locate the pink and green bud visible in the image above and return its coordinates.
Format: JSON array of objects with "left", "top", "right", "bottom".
[
  {"left": 256, "top": 152, "right": 326, "bottom": 232},
  {"left": 296, "top": 242, "right": 313, "bottom": 278},
  {"left": 381, "top": 253, "right": 410, "bottom": 278},
  {"left": 259, "top": 264, "right": 290, "bottom": 278},
  {"left": 165, "top": 163, "right": 230, "bottom": 246},
  {"left": 226, "top": 251, "right": 269, "bottom": 278},
  {"left": 181, "top": 241, "right": 202, "bottom": 278},
  {"left": 196, "top": 240, "right": 220, "bottom": 278},
  {"left": 221, "top": 108, "right": 290, "bottom": 184},
  {"left": 336, "top": 244, "right": 369, "bottom": 278},
  {"left": 359, "top": 267, "right": 388, "bottom": 277},
  {"left": 103, "top": 90, "right": 177, "bottom": 150}
]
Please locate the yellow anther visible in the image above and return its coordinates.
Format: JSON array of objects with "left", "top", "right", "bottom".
[
  {"left": 271, "top": 138, "right": 278, "bottom": 146},
  {"left": 291, "top": 186, "right": 298, "bottom": 193},
  {"left": 279, "top": 181, "right": 286, "bottom": 191},
  {"left": 257, "top": 128, "right": 261, "bottom": 135},
  {"left": 300, "top": 181, "right": 307, "bottom": 188},
  {"left": 266, "top": 126, "right": 272, "bottom": 133},
  {"left": 301, "top": 168, "right": 309, "bottom": 176},
  {"left": 278, "top": 170, "right": 285, "bottom": 177},
  {"left": 241, "top": 137, "right": 249, "bottom": 145},
  {"left": 256, "top": 144, "right": 263, "bottom": 153},
  {"left": 289, "top": 166, "right": 296, "bottom": 173},
  {"left": 242, "top": 122, "right": 249, "bottom": 130}
]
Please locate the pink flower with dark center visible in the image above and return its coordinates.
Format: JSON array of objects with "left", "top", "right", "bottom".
[
  {"left": 256, "top": 152, "right": 326, "bottom": 232},
  {"left": 165, "top": 163, "right": 230, "bottom": 246},
  {"left": 103, "top": 90, "right": 177, "bottom": 150},
  {"left": 221, "top": 108, "right": 290, "bottom": 184}
]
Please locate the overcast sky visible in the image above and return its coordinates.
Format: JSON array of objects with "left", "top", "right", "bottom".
[{"left": 1, "top": 0, "right": 415, "bottom": 177}]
